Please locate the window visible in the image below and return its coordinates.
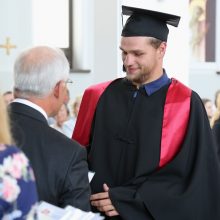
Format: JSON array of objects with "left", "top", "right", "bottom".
[{"left": 32, "top": 0, "right": 73, "bottom": 68}]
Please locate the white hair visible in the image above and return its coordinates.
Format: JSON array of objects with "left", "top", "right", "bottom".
[{"left": 14, "top": 46, "right": 70, "bottom": 98}]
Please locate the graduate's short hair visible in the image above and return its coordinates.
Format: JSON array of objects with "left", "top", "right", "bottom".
[
  {"left": 14, "top": 46, "right": 70, "bottom": 99},
  {"left": 148, "top": 37, "right": 163, "bottom": 49},
  {"left": 214, "top": 90, "right": 220, "bottom": 109}
]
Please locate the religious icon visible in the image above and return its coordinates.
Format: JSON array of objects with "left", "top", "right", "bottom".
[
  {"left": 189, "top": 0, "right": 216, "bottom": 62},
  {"left": 0, "top": 37, "right": 16, "bottom": 55}
]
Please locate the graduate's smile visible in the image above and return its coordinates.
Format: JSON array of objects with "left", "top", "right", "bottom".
[
  {"left": 127, "top": 69, "right": 136, "bottom": 74},
  {"left": 127, "top": 67, "right": 139, "bottom": 74}
]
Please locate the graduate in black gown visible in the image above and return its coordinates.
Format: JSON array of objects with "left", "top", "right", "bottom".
[{"left": 73, "top": 5, "right": 220, "bottom": 220}]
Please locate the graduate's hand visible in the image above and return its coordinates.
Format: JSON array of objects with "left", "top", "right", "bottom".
[{"left": 90, "top": 183, "right": 119, "bottom": 217}]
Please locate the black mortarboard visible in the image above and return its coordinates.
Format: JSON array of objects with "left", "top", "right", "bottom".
[{"left": 121, "top": 5, "right": 181, "bottom": 41}]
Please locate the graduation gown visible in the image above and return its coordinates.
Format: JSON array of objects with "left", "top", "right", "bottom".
[
  {"left": 73, "top": 78, "right": 220, "bottom": 220},
  {"left": 212, "top": 118, "right": 220, "bottom": 158}
]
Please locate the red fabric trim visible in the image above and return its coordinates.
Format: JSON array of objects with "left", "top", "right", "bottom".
[
  {"left": 159, "top": 79, "right": 192, "bottom": 167},
  {"left": 72, "top": 81, "right": 112, "bottom": 146},
  {"left": 73, "top": 78, "right": 192, "bottom": 168}
]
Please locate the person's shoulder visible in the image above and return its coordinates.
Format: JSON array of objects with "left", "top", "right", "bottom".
[
  {"left": 84, "top": 78, "right": 123, "bottom": 94},
  {"left": 172, "top": 80, "right": 205, "bottom": 108},
  {"left": 188, "top": 91, "right": 211, "bottom": 121},
  {"left": 85, "top": 80, "right": 113, "bottom": 92},
  {"left": 46, "top": 125, "right": 85, "bottom": 152},
  {"left": 190, "top": 90, "right": 206, "bottom": 106},
  {"left": 0, "top": 144, "right": 22, "bottom": 155},
  {"left": 173, "top": 81, "right": 203, "bottom": 105},
  {"left": 0, "top": 144, "right": 30, "bottom": 169},
  {"left": 43, "top": 127, "right": 87, "bottom": 165}
]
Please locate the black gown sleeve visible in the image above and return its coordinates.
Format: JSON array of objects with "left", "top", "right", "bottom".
[{"left": 212, "top": 120, "right": 220, "bottom": 158}]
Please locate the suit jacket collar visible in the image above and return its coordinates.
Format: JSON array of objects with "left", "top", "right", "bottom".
[{"left": 9, "top": 102, "right": 48, "bottom": 125}]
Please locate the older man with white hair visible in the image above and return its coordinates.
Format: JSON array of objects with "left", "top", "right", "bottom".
[{"left": 9, "top": 46, "right": 91, "bottom": 211}]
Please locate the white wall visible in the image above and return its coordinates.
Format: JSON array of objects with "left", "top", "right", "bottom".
[
  {"left": 92, "top": 0, "right": 119, "bottom": 82},
  {"left": 1, "top": 0, "right": 218, "bottom": 103},
  {"left": 0, "top": 0, "right": 121, "bottom": 103},
  {"left": 62, "top": 0, "right": 121, "bottom": 102},
  {"left": 164, "top": 2, "right": 189, "bottom": 84},
  {"left": 189, "top": 69, "right": 220, "bottom": 100},
  {"left": 0, "top": 0, "right": 32, "bottom": 93}
]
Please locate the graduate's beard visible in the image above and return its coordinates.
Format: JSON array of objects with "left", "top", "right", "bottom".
[{"left": 126, "top": 70, "right": 149, "bottom": 86}]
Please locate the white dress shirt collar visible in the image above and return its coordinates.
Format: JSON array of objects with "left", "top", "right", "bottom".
[{"left": 13, "top": 98, "right": 48, "bottom": 120}]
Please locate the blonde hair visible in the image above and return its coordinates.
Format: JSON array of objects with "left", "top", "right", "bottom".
[
  {"left": 211, "top": 110, "right": 220, "bottom": 128},
  {"left": 72, "top": 96, "right": 82, "bottom": 117},
  {"left": 211, "top": 90, "right": 220, "bottom": 128},
  {"left": 148, "top": 37, "right": 163, "bottom": 49},
  {"left": 0, "top": 94, "right": 12, "bottom": 144}
]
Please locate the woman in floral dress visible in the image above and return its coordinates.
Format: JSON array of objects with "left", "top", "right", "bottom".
[{"left": 0, "top": 93, "right": 38, "bottom": 219}]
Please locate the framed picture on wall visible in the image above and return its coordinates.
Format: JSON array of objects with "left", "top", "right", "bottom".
[{"left": 189, "top": 0, "right": 216, "bottom": 63}]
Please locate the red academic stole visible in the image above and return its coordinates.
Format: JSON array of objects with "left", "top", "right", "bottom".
[
  {"left": 72, "top": 81, "right": 112, "bottom": 146},
  {"left": 72, "top": 79, "right": 192, "bottom": 167},
  {"left": 159, "top": 79, "right": 191, "bottom": 167}
]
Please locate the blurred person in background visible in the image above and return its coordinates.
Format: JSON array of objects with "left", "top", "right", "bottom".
[
  {"left": 202, "top": 98, "right": 213, "bottom": 125},
  {"left": 47, "top": 89, "right": 71, "bottom": 126},
  {"left": 62, "top": 96, "right": 82, "bottom": 138},
  {"left": 72, "top": 95, "right": 82, "bottom": 119},
  {"left": 211, "top": 90, "right": 220, "bottom": 157},
  {"left": 3, "top": 91, "right": 14, "bottom": 105},
  {"left": 51, "top": 103, "right": 70, "bottom": 134},
  {"left": 211, "top": 90, "right": 220, "bottom": 128}
]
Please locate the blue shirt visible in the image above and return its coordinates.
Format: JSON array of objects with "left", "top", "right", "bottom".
[{"left": 133, "top": 71, "right": 171, "bottom": 97}]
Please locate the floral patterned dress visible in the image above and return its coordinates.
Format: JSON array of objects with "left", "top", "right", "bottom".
[{"left": 0, "top": 144, "right": 38, "bottom": 219}]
